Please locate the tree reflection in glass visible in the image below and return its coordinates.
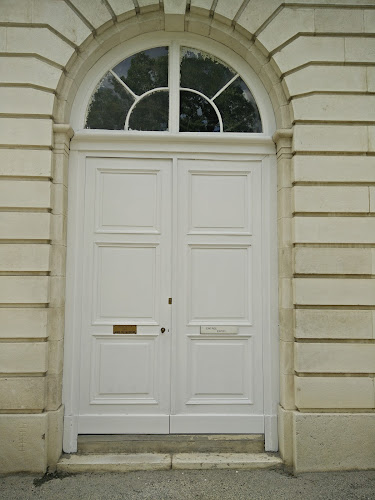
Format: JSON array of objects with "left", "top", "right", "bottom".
[
  {"left": 85, "top": 73, "right": 134, "bottom": 130},
  {"left": 85, "top": 47, "right": 169, "bottom": 130},
  {"left": 112, "top": 47, "right": 168, "bottom": 95},
  {"left": 180, "top": 47, "right": 236, "bottom": 98},
  {"left": 180, "top": 47, "right": 262, "bottom": 133},
  {"left": 129, "top": 91, "right": 169, "bottom": 131},
  {"left": 215, "top": 78, "right": 262, "bottom": 133},
  {"left": 85, "top": 44, "right": 263, "bottom": 133},
  {"left": 180, "top": 91, "right": 219, "bottom": 132}
]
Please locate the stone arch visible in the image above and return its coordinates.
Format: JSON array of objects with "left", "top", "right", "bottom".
[
  {"left": 58, "top": 6, "right": 292, "bottom": 460},
  {"left": 54, "top": 10, "right": 291, "bottom": 130}
]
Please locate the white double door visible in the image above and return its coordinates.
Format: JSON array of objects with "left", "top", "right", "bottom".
[{"left": 78, "top": 155, "right": 264, "bottom": 434}]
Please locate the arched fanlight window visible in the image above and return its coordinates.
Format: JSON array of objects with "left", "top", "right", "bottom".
[{"left": 85, "top": 45, "right": 262, "bottom": 133}]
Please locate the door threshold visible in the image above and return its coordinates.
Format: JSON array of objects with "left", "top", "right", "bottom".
[
  {"left": 77, "top": 434, "right": 265, "bottom": 454},
  {"left": 57, "top": 452, "right": 282, "bottom": 473}
]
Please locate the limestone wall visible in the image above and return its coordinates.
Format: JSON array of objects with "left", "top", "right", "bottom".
[{"left": 0, "top": 0, "right": 374, "bottom": 473}]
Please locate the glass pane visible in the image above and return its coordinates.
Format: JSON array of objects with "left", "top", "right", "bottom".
[
  {"left": 179, "top": 91, "right": 220, "bottom": 132},
  {"left": 215, "top": 78, "right": 262, "bottom": 133},
  {"left": 128, "top": 91, "right": 169, "bottom": 131},
  {"left": 112, "top": 47, "right": 168, "bottom": 95},
  {"left": 180, "top": 47, "right": 236, "bottom": 99},
  {"left": 85, "top": 73, "right": 134, "bottom": 130}
]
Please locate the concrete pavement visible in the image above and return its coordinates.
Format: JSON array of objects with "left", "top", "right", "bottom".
[{"left": 1, "top": 468, "right": 375, "bottom": 499}]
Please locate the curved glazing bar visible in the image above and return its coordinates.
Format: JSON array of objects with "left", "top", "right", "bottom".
[
  {"left": 180, "top": 47, "right": 236, "bottom": 99},
  {"left": 214, "top": 77, "right": 262, "bottom": 133},
  {"left": 112, "top": 46, "right": 168, "bottom": 95},
  {"left": 127, "top": 89, "right": 169, "bottom": 131},
  {"left": 179, "top": 88, "right": 222, "bottom": 132},
  {"left": 85, "top": 72, "right": 134, "bottom": 130},
  {"left": 85, "top": 43, "right": 262, "bottom": 133}
]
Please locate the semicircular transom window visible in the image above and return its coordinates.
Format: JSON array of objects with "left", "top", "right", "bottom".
[{"left": 85, "top": 45, "right": 262, "bottom": 133}]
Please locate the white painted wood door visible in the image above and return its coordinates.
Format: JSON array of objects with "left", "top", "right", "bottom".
[
  {"left": 78, "top": 155, "right": 264, "bottom": 434},
  {"left": 171, "top": 159, "right": 264, "bottom": 433},
  {"left": 78, "top": 157, "right": 172, "bottom": 433}
]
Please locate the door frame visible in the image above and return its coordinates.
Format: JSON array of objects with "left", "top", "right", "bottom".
[{"left": 62, "top": 133, "right": 278, "bottom": 452}]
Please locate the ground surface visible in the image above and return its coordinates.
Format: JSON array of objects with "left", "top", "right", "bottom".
[{"left": 1, "top": 468, "right": 375, "bottom": 499}]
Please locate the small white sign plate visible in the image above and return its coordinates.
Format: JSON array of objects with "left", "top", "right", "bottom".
[{"left": 200, "top": 326, "right": 238, "bottom": 334}]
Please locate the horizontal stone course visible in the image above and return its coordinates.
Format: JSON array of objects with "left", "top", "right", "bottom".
[
  {"left": 5, "top": 27, "right": 74, "bottom": 67},
  {"left": 257, "top": 7, "right": 314, "bottom": 54},
  {"left": 0, "top": 244, "right": 50, "bottom": 271},
  {"left": 0, "top": 87, "right": 55, "bottom": 116},
  {"left": 0, "top": 308, "right": 48, "bottom": 339},
  {"left": 284, "top": 65, "right": 367, "bottom": 97},
  {"left": 294, "top": 186, "right": 369, "bottom": 213},
  {"left": 295, "top": 376, "right": 375, "bottom": 409},
  {"left": 0, "top": 149, "right": 52, "bottom": 178},
  {"left": 0, "top": 276, "right": 49, "bottom": 304},
  {"left": 0, "top": 57, "right": 62, "bottom": 89},
  {"left": 295, "top": 309, "right": 374, "bottom": 339},
  {"left": 0, "top": 213, "right": 50, "bottom": 240},
  {"left": 345, "top": 37, "right": 375, "bottom": 63},
  {"left": 295, "top": 343, "right": 375, "bottom": 373},
  {"left": 292, "top": 94, "right": 375, "bottom": 122},
  {"left": 294, "top": 217, "right": 375, "bottom": 244},
  {"left": 274, "top": 36, "right": 345, "bottom": 74},
  {"left": 294, "top": 277, "right": 375, "bottom": 306},
  {"left": 292, "top": 155, "right": 375, "bottom": 183},
  {"left": 0, "top": 118, "right": 53, "bottom": 147},
  {"left": 294, "top": 247, "right": 373, "bottom": 275},
  {"left": 315, "top": 8, "right": 364, "bottom": 33},
  {"left": 0, "top": 342, "right": 48, "bottom": 373},
  {"left": 0, "top": 377, "right": 46, "bottom": 410},
  {"left": 0, "top": 180, "right": 50, "bottom": 209},
  {"left": 293, "top": 124, "right": 368, "bottom": 153}
]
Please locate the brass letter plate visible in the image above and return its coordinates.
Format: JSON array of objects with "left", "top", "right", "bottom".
[
  {"left": 200, "top": 326, "right": 238, "bottom": 334},
  {"left": 113, "top": 325, "right": 137, "bottom": 334}
]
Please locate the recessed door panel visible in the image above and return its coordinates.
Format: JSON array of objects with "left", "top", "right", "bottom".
[
  {"left": 97, "top": 169, "right": 160, "bottom": 232},
  {"left": 91, "top": 336, "right": 159, "bottom": 404},
  {"left": 94, "top": 244, "right": 159, "bottom": 323},
  {"left": 186, "top": 337, "right": 253, "bottom": 404},
  {"left": 189, "top": 172, "right": 251, "bottom": 233},
  {"left": 189, "top": 245, "right": 251, "bottom": 323}
]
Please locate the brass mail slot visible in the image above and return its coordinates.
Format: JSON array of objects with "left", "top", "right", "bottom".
[{"left": 113, "top": 325, "right": 137, "bottom": 334}]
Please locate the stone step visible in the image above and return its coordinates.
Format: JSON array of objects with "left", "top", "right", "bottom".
[
  {"left": 172, "top": 453, "right": 283, "bottom": 470},
  {"left": 77, "top": 434, "right": 265, "bottom": 455},
  {"left": 57, "top": 452, "right": 282, "bottom": 473},
  {"left": 57, "top": 453, "right": 171, "bottom": 473}
]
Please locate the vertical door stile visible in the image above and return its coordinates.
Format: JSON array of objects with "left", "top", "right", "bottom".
[{"left": 170, "top": 156, "right": 179, "bottom": 421}]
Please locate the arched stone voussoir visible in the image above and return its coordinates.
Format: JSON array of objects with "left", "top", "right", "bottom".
[{"left": 53, "top": 9, "right": 290, "bottom": 129}]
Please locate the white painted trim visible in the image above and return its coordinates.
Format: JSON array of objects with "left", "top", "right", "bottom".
[
  {"left": 63, "top": 150, "right": 86, "bottom": 453},
  {"left": 71, "top": 131, "right": 275, "bottom": 155},
  {"left": 70, "top": 32, "right": 276, "bottom": 135},
  {"left": 261, "top": 154, "right": 279, "bottom": 452},
  {"left": 170, "top": 415, "right": 264, "bottom": 434},
  {"left": 63, "top": 142, "right": 279, "bottom": 451}
]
